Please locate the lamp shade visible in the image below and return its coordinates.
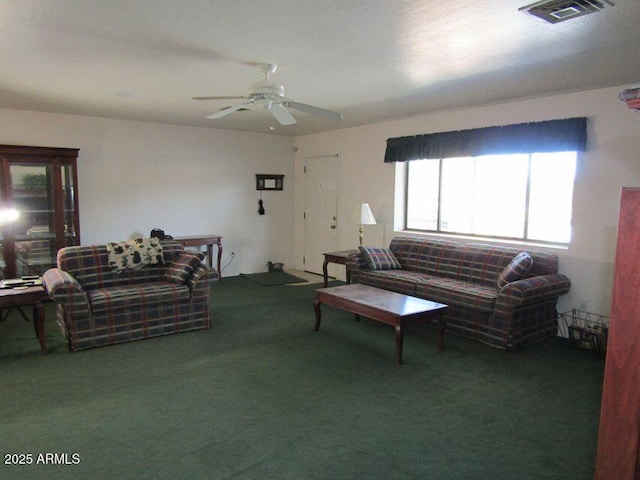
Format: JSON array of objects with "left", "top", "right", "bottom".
[{"left": 355, "top": 203, "right": 376, "bottom": 225}]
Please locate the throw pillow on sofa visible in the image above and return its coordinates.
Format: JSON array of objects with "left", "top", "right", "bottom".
[
  {"left": 497, "top": 251, "right": 533, "bottom": 288},
  {"left": 106, "top": 237, "right": 164, "bottom": 274},
  {"left": 359, "top": 246, "right": 402, "bottom": 270},
  {"left": 164, "top": 251, "right": 205, "bottom": 284}
]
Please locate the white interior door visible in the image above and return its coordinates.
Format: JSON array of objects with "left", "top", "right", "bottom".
[{"left": 304, "top": 155, "right": 338, "bottom": 276}]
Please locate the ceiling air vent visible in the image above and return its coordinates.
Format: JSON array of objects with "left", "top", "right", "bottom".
[{"left": 519, "top": 0, "right": 614, "bottom": 24}]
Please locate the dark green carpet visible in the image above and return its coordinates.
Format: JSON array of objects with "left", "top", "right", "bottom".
[
  {"left": 239, "top": 271, "right": 308, "bottom": 286},
  {"left": 0, "top": 277, "right": 604, "bottom": 479}
]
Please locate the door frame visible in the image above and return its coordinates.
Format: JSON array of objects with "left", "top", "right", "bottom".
[{"left": 303, "top": 153, "right": 340, "bottom": 277}]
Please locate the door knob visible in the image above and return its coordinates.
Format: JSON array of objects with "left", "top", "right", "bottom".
[{"left": 330, "top": 225, "right": 336, "bottom": 229}]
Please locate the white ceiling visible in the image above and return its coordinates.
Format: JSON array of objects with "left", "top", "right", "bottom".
[{"left": 1, "top": 0, "right": 639, "bottom": 136}]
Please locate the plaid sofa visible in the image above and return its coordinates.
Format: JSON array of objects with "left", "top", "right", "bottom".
[
  {"left": 346, "top": 236, "right": 571, "bottom": 350},
  {"left": 42, "top": 240, "right": 217, "bottom": 351}
]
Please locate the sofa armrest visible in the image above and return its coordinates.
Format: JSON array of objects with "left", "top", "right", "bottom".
[
  {"left": 495, "top": 274, "right": 571, "bottom": 311},
  {"left": 187, "top": 264, "right": 217, "bottom": 300},
  {"left": 42, "top": 268, "right": 92, "bottom": 318},
  {"left": 345, "top": 252, "right": 368, "bottom": 283}
]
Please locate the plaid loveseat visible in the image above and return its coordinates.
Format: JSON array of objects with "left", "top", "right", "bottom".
[
  {"left": 42, "top": 240, "right": 217, "bottom": 351},
  {"left": 346, "top": 236, "right": 571, "bottom": 350}
]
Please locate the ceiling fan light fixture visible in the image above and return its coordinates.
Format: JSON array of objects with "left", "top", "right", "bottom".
[
  {"left": 194, "top": 62, "right": 342, "bottom": 125},
  {"left": 249, "top": 82, "right": 285, "bottom": 98},
  {"left": 268, "top": 102, "right": 297, "bottom": 126}
]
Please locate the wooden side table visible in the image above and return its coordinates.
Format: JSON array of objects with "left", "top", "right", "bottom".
[
  {"left": 322, "top": 249, "right": 358, "bottom": 288},
  {"left": 0, "top": 284, "right": 49, "bottom": 354},
  {"left": 173, "top": 235, "right": 223, "bottom": 280}
]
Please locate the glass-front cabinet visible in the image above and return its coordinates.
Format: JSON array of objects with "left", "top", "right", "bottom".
[{"left": 0, "top": 145, "right": 80, "bottom": 279}]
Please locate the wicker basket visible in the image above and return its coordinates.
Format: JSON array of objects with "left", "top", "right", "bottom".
[{"left": 559, "top": 309, "right": 609, "bottom": 353}]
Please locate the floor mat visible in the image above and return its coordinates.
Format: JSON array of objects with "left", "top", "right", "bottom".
[{"left": 239, "top": 271, "right": 308, "bottom": 286}]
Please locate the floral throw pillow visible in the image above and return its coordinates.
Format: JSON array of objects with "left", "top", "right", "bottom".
[
  {"left": 497, "top": 251, "right": 533, "bottom": 288},
  {"left": 359, "top": 246, "right": 402, "bottom": 270},
  {"left": 107, "top": 237, "right": 164, "bottom": 274},
  {"left": 164, "top": 251, "right": 205, "bottom": 284}
]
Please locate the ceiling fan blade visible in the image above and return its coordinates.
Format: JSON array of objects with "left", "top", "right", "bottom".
[
  {"left": 269, "top": 103, "right": 297, "bottom": 126},
  {"left": 207, "top": 102, "right": 253, "bottom": 120},
  {"left": 193, "top": 96, "right": 249, "bottom": 101},
  {"left": 283, "top": 100, "right": 342, "bottom": 122}
]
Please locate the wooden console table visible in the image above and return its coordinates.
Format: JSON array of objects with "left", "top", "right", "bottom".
[{"left": 173, "top": 235, "right": 223, "bottom": 280}]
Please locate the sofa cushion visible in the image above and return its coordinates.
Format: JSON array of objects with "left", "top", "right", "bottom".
[
  {"left": 387, "top": 236, "right": 559, "bottom": 281},
  {"left": 88, "top": 282, "right": 191, "bottom": 314},
  {"left": 359, "top": 246, "right": 402, "bottom": 270},
  {"left": 164, "top": 251, "right": 205, "bottom": 284},
  {"left": 497, "top": 251, "right": 533, "bottom": 288},
  {"left": 415, "top": 277, "right": 498, "bottom": 313},
  {"left": 358, "top": 270, "right": 434, "bottom": 296},
  {"left": 57, "top": 241, "right": 184, "bottom": 291},
  {"left": 106, "top": 238, "right": 164, "bottom": 274},
  {"left": 389, "top": 237, "right": 458, "bottom": 275}
]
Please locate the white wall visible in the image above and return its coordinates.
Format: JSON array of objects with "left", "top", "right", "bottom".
[
  {"left": 293, "top": 85, "right": 640, "bottom": 317},
  {"left": 2, "top": 83, "right": 637, "bottom": 314},
  {"left": 0, "top": 109, "right": 296, "bottom": 277}
]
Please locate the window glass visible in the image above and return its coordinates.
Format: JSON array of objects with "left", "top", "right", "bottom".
[
  {"left": 528, "top": 152, "right": 576, "bottom": 243},
  {"left": 405, "top": 152, "right": 577, "bottom": 244},
  {"left": 10, "top": 163, "right": 55, "bottom": 276},
  {"left": 407, "top": 159, "right": 439, "bottom": 230}
]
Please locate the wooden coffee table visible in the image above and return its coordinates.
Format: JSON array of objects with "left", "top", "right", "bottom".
[
  {"left": 314, "top": 284, "right": 448, "bottom": 364},
  {"left": 0, "top": 283, "right": 49, "bottom": 354}
]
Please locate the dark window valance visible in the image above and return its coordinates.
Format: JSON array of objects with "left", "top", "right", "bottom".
[{"left": 384, "top": 117, "right": 587, "bottom": 163}]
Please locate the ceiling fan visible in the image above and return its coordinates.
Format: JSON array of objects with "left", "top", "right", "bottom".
[{"left": 193, "top": 63, "right": 343, "bottom": 126}]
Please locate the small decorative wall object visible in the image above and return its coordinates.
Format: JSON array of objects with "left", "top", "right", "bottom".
[
  {"left": 618, "top": 86, "right": 640, "bottom": 112},
  {"left": 256, "top": 174, "right": 284, "bottom": 191}
]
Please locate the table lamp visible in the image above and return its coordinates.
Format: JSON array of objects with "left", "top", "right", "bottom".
[{"left": 353, "top": 203, "right": 376, "bottom": 246}]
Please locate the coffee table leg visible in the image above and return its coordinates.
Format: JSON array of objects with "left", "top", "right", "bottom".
[
  {"left": 395, "top": 325, "right": 404, "bottom": 365},
  {"left": 314, "top": 299, "right": 322, "bottom": 331}
]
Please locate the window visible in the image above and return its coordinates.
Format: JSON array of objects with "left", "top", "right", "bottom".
[
  {"left": 406, "top": 151, "right": 577, "bottom": 244},
  {"left": 387, "top": 118, "right": 586, "bottom": 245}
]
